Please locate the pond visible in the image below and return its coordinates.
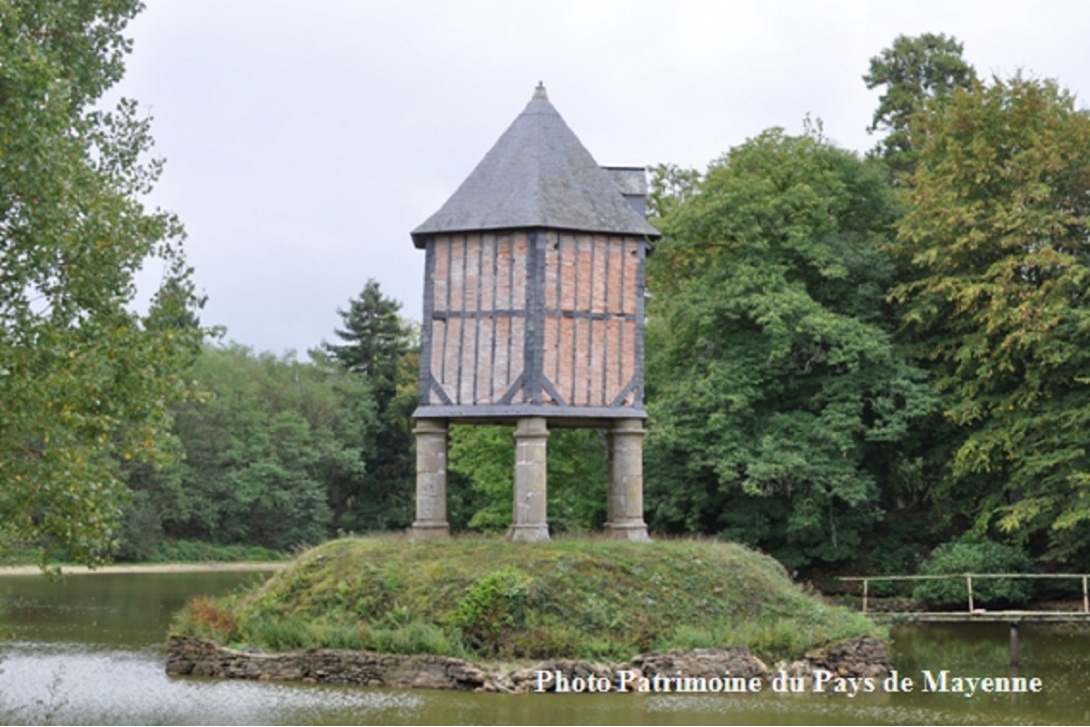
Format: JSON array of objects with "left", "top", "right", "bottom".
[{"left": 1, "top": 570, "right": 1088, "bottom": 725}]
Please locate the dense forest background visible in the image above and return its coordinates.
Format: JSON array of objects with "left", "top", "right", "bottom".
[{"left": 9, "top": 25, "right": 1090, "bottom": 583}]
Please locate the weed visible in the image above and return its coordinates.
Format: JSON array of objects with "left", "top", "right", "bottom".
[
  {"left": 177, "top": 597, "right": 236, "bottom": 642},
  {"left": 449, "top": 567, "right": 532, "bottom": 656}
]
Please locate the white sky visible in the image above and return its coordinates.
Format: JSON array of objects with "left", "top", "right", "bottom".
[{"left": 115, "top": 0, "right": 1090, "bottom": 356}]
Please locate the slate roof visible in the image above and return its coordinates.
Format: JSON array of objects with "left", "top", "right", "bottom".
[{"left": 411, "top": 84, "right": 660, "bottom": 247}]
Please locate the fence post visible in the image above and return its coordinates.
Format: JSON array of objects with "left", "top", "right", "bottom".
[
  {"left": 967, "top": 575, "right": 974, "bottom": 612},
  {"left": 862, "top": 579, "right": 869, "bottom": 614}
]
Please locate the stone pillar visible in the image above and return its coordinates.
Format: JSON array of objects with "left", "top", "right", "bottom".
[
  {"left": 509, "top": 417, "right": 550, "bottom": 542},
  {"left": 605, "top": 418, "right": 651, "bottom": 541},
  {"left": 411, "top": 419, "right": 449, "bottom": 539}
]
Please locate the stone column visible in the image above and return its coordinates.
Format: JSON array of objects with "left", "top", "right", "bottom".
[
  {"left": 411, "top": 419, "right": 449, "bottom": 539},
  {"left": 509, "top": 417, "right": 550, "bottom": 542},
  {"left": 605, "top": 418, "right": 651, "bottom": 541}
]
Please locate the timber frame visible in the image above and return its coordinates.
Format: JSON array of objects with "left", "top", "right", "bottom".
[{"left": 409, "top": 84, "right": 659, "bottom": 542}]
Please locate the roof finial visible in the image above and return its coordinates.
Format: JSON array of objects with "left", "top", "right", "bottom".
[{"left": 533, "top": 81, "right": 548, "bottom": 102}]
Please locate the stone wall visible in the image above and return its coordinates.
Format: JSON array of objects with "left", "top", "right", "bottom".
[
  {"left": 777, "top": 636, "right": 891, "bottom": 683},
  {"left": 166, "top": 636, "right": 889, "bottom": 693}
]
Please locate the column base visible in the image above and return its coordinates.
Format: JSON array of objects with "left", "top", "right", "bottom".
[
  {"left": 604, "top": 520, "right": 651, "bottom": 542},
  {"left": 410, "top": 521, "right": 450, "bottom": 540},
  {"left": 507, "top": 524, "right": 551, "bottom": 543}
]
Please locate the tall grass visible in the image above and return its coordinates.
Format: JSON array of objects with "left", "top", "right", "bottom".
[{"left": 172, "top": 536, "right": 882, "bottom": 663}]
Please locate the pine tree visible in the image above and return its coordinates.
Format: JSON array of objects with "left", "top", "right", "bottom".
[
  {"left": 324, "top": 279, "right": 411, "bottom": 408},
  {"left": 323, "top": 280, "right": 417, "bottom": 530},
  {"left": 864, "top": 33, "right": 977, "bottom": 179}
]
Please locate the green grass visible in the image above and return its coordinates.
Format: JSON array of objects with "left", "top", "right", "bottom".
[{"left": 171, "top": 535, "right": 881, "bottom": 663}]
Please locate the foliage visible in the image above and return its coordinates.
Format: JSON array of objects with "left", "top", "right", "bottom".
[
  {"left": 644, "top": 128, "right": 933, "bottom": 570},
  {"left": 113, "top": 489, "right": 165, "bottom": 562},
  {"left": 852, "top": 511, "right": 945, "bottom": 597},
  {"left": 891, "top": 76, "right": 1090, "bottom": 562},
  {"left": 125, "top": 344, "right": 375, "bottom": 551},
  {"left": 175, "top": 537, "right": 881, "bottom": 663},
  {"left": 150, "top": 539, "right": 283, "bottom": 564},
  {"left": 449, "top": 425, "right": 608, "bottom": 533},
  {"left": 448, "top": 425, "right": 513, "bottom": 532},
  {"left": 913, "top": 535, "right": 1035, "bottom": 607},
  {"left": 178, "top": 597, "right": 237, "bottom": 642},
  {"left": 323, "top": 279, "right": 412, "bottom": 409},
  {"left": 0, "top": 0, "right": 205, "bottom": 566},
  {"left": 449, "top": 567, "right": 533, "bottom": 655},
  {"left": 647, "top": 162, "right": 702, "bottom": 219},
  {"left": 323, "top": 280, "right": 418, "bottom": 531},
  {"left": 864, "top": 32, "right": 977, "bottom": 178}
]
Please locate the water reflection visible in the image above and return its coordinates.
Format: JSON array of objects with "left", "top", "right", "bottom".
[
  {"left": 890, "top": 623, "right": 1090, "bottom": 726},
  {"left": 0, "top": 642, "right": 1050, "bottom": 727},
  {"left": 1, "top": 642, "right": 424, "bottom": 726},
  {"left": 0, "top": 571, "right": 271, "bottom": 647}
]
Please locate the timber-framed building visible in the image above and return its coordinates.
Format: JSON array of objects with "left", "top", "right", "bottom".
[{"left": 410, "top": 84, "right": 660, "bottom": 542}]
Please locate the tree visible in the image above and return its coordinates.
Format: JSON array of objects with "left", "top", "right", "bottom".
[
  {"left": 323, "top": 280, "right": 417, "bottom": 530},
  {"left": 324, "top": 279, "right": 411, "bottom": 409},
  {"left": 890, "top": 76, "right": 1090, "bottom": 563},
  {"left": 0, "top": 1, "right": 204, "bottom": 565},
  {"left": 864, "top": 33, "right": 977, "bottom": 179},
  {"left": 644, "top": 128, "right": 933, "bottom": 570},
  {"left": 125, "top": 344, "right": 374, "bottom": 551},
  {"left": 448, "top": 425, "right": 607, "bottom": 533},
  {"left": 647, "top": 162, "right": 702, "bottom": 219}
]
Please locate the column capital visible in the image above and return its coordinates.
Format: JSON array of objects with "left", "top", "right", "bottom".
[
  {"left": 413, "top": 419, "right": 449, "bottom": 436},
  {"left": 611, "top": 418, "right": 647, "bottom": 436}
]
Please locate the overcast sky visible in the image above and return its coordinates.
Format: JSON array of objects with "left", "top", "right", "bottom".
[{"left": 114, "top": 0, "right": 1090, "bottom": 357}]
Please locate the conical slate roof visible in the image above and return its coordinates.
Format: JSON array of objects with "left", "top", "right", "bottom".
[{"left": 412, "top": 84, "right": 660, "bottom": 247}]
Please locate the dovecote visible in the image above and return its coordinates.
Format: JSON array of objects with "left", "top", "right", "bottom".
[{"left": 410, "top": 85, "right": 659, "bottom": 542}]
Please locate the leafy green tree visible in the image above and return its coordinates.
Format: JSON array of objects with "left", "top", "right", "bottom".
[
  {"left": 125, "top": 344, "right": 375, "bottom": 551},
  {"left": 891, "top": 76, "right": 1090, "bottom": 563},
  {"left": 323, "top": 280, "right": 418, "bottom": 531},
  {"left": 449, "top": 425, "right": 607, "bottom": 533},
  {"left": 0, "top": 1, "right": 204, "bottom": 565},
  {"left": 647, "top": 162, "right": 702, "bottom": 219},
  {"left": 644, "top": 128, "right": 933, "bottom": 570},
  {"left": 864, "top": 33, "right": 977, "bottom": 179}
]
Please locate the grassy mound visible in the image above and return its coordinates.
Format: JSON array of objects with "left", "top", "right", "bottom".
[{"left": 171, "top": 536, "right": 880, "bottom": 663}]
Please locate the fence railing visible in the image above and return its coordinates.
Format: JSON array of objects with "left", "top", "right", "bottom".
[{"left": 837, "top": 573, "right": 1090, "bottom": 614}]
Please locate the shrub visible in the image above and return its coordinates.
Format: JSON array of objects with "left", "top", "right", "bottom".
[
  {"left": 155, "top": 539, "right": 284, "bottom": 563},
  {"left": 448, "top": 567, "right": 532, "bottom": 655},
  {"left": 913, "top": 535, "right": 1035, "bottom": 607},
  {"left": 180, "top": 597, "right": 237, "bottom": 641}
]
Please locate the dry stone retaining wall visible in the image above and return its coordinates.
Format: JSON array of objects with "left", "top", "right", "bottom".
[{"left": 166, "top": 636, "right": 889, "bottom": 693}]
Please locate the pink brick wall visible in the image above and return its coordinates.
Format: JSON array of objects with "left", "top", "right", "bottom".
[{"left": 424, "top": 231, "right": 641, "bottom": 409}]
